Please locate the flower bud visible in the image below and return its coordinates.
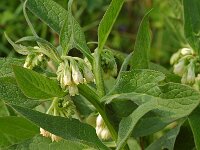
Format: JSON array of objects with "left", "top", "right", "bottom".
[
  {"left": 173, "top": 60, "right": 186, "bottom": 76},
  {"left": 180, "top": 48, "right": 193, "bottom": 56},
  {"left": 68, "top": 84, "right": 79, "bottom": 96},
  {"left": 63, "top": 61, "right": 72, "bottom": 86}
]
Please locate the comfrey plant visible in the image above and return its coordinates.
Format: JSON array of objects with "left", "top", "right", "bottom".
[{"left": 1, "top": 0, "right": 200, "bottom": 149}]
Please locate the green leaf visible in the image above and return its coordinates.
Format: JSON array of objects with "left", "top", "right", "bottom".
[
  {"left": 102, "top": 69, "right": 200, "bottom": 149},
  {"left": 117, "top": 101, "right": 157, "bottom": 150},
  {"left": 11, "top": 105, "right": 108, "bottom": 149},
  {"left": 98, "top": 0, "right": 125, "bottom": 50},
  {"left": 0, "top": 116, "right": 38, "bottom": 149},
  {"left": 0, "top": 58, "right": 24, "bottom": 77},
  {"left": 183, "top": 0, "right": 200, "bottom": 53},
  {"left": 0, "top": 100, "right": 9, "bottom": 117},
  {"left": 130, "top": 11, "right": 151, "bottom": 69},
  {"left": 13, "top": 65, "right": 65, "bottom": 99},
  {"left": 0, "top": 77, "right": 40, "bottom": 108},
  {"left": 146, "top": 124, "right": 181, "bottom": 150},
  {"left": 188, "top": 106, "right": 200, "bottom": 150},
  {"left": 60, "top": 12, "right": 92, "bottom": 61},
  {"left": 25, "top": 0, "right": 92, "bottom": 62},
  {"left": 7, "top": 135, "right": 90, "bottom": 150}
]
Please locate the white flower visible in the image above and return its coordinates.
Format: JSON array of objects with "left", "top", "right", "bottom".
[
  {"left": 71, "top": 62, "right": 83, "bottom": 85},
  {"left": 63, "top": 69, "right": 72, "bottom": 86},
  {"left": 173, "top": 60, "right": 186, "bottom": 76},
  {"left": 68, "top": 84, "right": 79, "bottom": 96},
  {"left": 180, "top": 48, "right": 193, "bottom": 56},
  {"left": 95, "top": 114, "right": 111, "bottom": 140},
  {"left": 40, "top": 128, "right": 51, "bottom": 138}
]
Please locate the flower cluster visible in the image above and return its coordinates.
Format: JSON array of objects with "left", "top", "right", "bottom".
[
  {"left": 170, "top": 48, "right": 199, "bottom": 85},
  {"left": 96, "top": 114, "right": 111, "bottom": 140},
  {"left": 40, "top": 96, "right": 76, "bottom": 142},
  {"left": 56, "top": 57, "right": 94, "bottom": 96}
]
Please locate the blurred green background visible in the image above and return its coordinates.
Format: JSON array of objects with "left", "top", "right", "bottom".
[{"left": 0, "top": 0, "right": 184, "bottom": 68}]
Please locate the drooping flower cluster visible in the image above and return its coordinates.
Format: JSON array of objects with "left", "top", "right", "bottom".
[
  {"left": 56, "top": 57, "right": 94, "bottom": 96},
  {"left": 170, "top": 47, "right": 199, "bottom": 85},
  {"left": 96, "top": 114, "right": 111, "bottom": 140},
  {"left": 40, "top": 96, "right": 76, "bottom": 142}
]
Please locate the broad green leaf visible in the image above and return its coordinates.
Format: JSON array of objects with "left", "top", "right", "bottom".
[
  {"left": 24, "top": 0, "right": 92, "bottom": 62},
  {"left": 0, "top": 77, "right": 40, "bottom": 108},
  {"left": 102, "top": 69, "right": 200, "bottom": 149},
  {"left": 11, "top": 105, "right": 108, "bottom": 149},
  {"left": 146, "top": 124, "right": 181, "bottom": 150},
  {"left": 60, "top": 12, "right": 92, "bottom": 62},
  {"left": 130, "top": 11, "right": 151, "bottom": 69},
  {"left": 0, "top": 58, "right": 24, "bottom": 77},
  {"left": 7, "top": 135, "right": 90, "bottom": 150},
  {"left": 13, "top": 65, "right": 65, "bottom": 99},
  {"left": 0, "top": 116, "right": 38, "bottom": 149},
  {"left": 188, "top": 106, "right": 200, "bottom": 150},
  {"left": 183, "top": 0, "right": 200, "bottom": 54},
  {"left": 98, "top": 0, "right": 125, "bottom": 50}
]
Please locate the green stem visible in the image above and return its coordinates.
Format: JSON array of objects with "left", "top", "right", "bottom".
[
  {"left": 93, "top": 48, "right": 105, "bottom": 98},
  {"left": 78, "top": 84, "right": 117, "bottom": 141}
]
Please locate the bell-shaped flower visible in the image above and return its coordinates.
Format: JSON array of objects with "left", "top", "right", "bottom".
[{"left": 173, "top": 59, "right": 186, "bottom": 76}]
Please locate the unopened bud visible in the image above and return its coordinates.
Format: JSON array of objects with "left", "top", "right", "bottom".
[
  {"left": 71, "top": 61, "right": 83, "bottom": 85},
  {"left": 83, "top": 65, "right": 94, "bottom": 82},
  {"left": 170, "top": 51, "right": 181, "bottom": 65},
  {"left": 186, "top": 61, "right": 195, "bottom": 84}
]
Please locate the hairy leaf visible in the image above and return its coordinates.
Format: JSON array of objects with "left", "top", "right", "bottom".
[
  {"left": 11, "top": 105, "right": 108, "bottom": 149},
  {"left": 0, "top": 58, "right": 24, "bottom": 77},
  {"left": 146, "top": 124, "right": 181, "bottom": 150},
  {"left": 0, "top": 116, "right": 38, "bottom": 149},
  {"left": 188, "top": 107, "right": 200, "bottom": 150},
  {"left": 13, "top": 65, "right": 65, "bottom": 99},
  {"left": 130, "top": 11, "right": 151, "bottom": 69},
  {"left": 98, "top": 0, "right": 125, "bottom": 50},
  {"left": 102, "top": 69, "right": 200, "bottom": 149},
  {"left": 7, "top": 135, "right": 90, "bottom": 150},
  {"left": 183, "top": 0, "right": 200, "bottom": 53},
  {"left": 25, "top": 0, "right": 92, "bottom": 62},
  {"left": 0, "top": 77, "right": 40, "bottom": 108}
]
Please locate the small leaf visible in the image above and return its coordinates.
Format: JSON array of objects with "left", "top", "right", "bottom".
[
  {"left": 0, "top": 57, "right": 24, "bottom": 77},
  {"left": 13, "top": 65, "right": 65, "bottom": 99},
  {"left": 11, "top": 105, "right": 108, "bottom": 149},
  {"left": 130, "top": 11, "right": 151, "bottom": 69},
  {"left": 183, "top": 0, "right": 200, "bottom": 54},
  {"left": 7, "top": 135, "right": 90, "bottom": 150},
  {"left": 188, "top": 106, "right": 200, "bottom": 150},
  {"left": 0, "top": 116, "right": 38, "bottom": 149},
  {"left": 98, "top": 0, "right": 125, "bottom": 50},
  {"left": 0, "top": 77, "right": 40, "bottom": 108},
  {"left": 146, "top": 123, "right": 181, "bottom": 150}
]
